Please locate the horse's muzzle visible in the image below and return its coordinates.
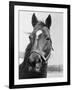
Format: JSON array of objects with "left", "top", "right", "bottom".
[{"left": 29, "top": 52, "right": 42, "bottom": 72}]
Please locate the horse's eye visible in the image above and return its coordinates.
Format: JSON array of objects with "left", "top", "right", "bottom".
[
  {"left": 29, "top": 35, "right": 33, "bottom": 39},
  {"left": 46, "top": 37, "right": 50, "bottom": 40}
]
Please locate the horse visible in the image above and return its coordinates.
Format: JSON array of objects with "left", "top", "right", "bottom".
[{"left": 19, "top": 13, "right": 53, "bottom": 79}]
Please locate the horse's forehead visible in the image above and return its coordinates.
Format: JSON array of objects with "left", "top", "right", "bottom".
[
  {"left": 33, "top": 22, "right": 43, "bottom": 31},
  {"left": 33, "top": 23, "right": 50, "bottom": 36}
]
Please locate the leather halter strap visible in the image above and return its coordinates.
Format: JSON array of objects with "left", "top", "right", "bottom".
[{"left": 31, "top": 49, "right": 51, "bottom": 63}]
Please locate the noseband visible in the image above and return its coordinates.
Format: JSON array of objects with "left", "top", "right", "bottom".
[{"left": 30, "top": 48, "right": 52, "bottom": 63}]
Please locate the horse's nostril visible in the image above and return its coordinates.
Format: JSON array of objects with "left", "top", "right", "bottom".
[
  {"left": 28, "top": 66, "right": 32, "bottom": 71},
  {"left": 36, "top": 58, "right": 41, "bottom": 63},
  {"left": 29, "top": 55, "right": 34, "bottom": 63}
]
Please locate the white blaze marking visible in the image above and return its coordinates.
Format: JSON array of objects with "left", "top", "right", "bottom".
[{"left": 36, "top": 30, "right": 42, "bottom": 39}]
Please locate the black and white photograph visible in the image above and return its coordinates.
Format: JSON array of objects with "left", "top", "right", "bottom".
[
  {"left": 9, "top": 1, "right": 70, "bottom": 88},
  {"left": 19, "top": 11, "right": 63, "bottom": 79}
]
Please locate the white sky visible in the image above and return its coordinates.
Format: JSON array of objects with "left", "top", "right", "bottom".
[{"left": 19, "top": 11, "right": 63, "bottom": 65}]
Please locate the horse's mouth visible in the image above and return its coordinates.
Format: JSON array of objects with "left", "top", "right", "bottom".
[
  {"left": 35, "top": 63, "right": 41, "bottom": 72},
  {"left": 28, "top": 63, "right": 41, "bottom": 72}
]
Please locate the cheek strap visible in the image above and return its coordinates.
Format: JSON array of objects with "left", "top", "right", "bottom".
[{"left": 41, "top": 51, "right": 51, "bottom": 63}]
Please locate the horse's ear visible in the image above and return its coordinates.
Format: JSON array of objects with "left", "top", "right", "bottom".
[
  {"left": 32, "top": 13, "right": 38, "bottom": 27},
  {"left": 45, "top": 15, "right": 52, "bottom": 29}
]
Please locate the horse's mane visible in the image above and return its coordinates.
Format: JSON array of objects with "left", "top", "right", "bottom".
[
  {"left": 19, "top": 42, "right": 33, "bottom": 73},
  {"left": 22, "top": 42, "right": 32, "bottom": 65}
]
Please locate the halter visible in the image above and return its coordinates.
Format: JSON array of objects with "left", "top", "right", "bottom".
[{"left": 31, "top": 48, "right": 52, "bottom": 64}]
